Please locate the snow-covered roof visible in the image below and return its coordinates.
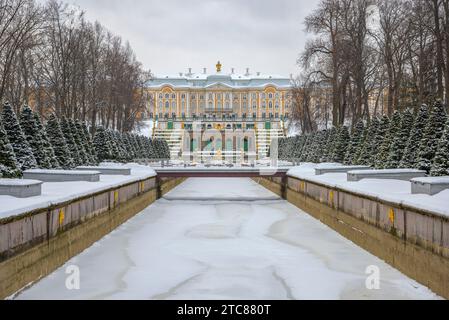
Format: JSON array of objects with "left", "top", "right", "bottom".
[{"left": 147, "top": 70, "right": 292, "bottom": 90}]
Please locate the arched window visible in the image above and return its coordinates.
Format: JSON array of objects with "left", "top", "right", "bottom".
[
  {"left": 208, "top": 102, "right": 213, "bottom": 109},
  {"left": 165, "top": 101, "right": 169, "bottom": 109},
  {"left": 269, "top": 101, "right": 273, "bottom": 109},
  {"left": 172, "top": 101, "right": 176, "bottom": 108},
  {"left": 269, "top": 93, "right": 273, "bottom": 99},
  {"left": 171, "top": 94, "right": 176, "bottom": 99},
  {"left": 165, "top": 93, "right": 169, "bottom": 99}
]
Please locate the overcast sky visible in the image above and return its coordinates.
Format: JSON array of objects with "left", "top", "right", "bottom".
[{"left": 66, "top": 0, "right": 321, "bottom": 77}]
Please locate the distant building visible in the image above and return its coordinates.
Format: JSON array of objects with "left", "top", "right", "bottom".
[{"left": 147, "top": 62, "right": 292, "bottom": 159}]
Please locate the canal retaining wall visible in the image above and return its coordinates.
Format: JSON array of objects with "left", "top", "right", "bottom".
[
  {"left": 0, "top": 176, "right": 185, "bottom": 299},
  {"left": 254, "top": 176, "right": 449, "bottom": 299}
]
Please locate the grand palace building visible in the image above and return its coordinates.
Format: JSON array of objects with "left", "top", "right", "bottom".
[{"left": 147, "top": 62, "right": 292, "bottom": 160}]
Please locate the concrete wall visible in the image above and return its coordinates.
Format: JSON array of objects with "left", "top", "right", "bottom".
[
  {"left": 0, "top": 177, "right": 185, "bottom": 299},
  {"left": 254, "top": 176, "right": 449, "bottom": 299}
]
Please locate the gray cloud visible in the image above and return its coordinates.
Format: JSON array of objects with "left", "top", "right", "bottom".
[{"left": 66, "top": 0, "right": 320, "bottom": 76}]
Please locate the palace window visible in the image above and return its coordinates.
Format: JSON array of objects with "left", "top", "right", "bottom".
[
  {"left": 208, "top": 102, "right": 213, "bottom": 109},
  {"left": 275, "top": 93, "right": 280, "bottom": 99},
  {"left": 165, "top": 101, "right": 169, "bottom": 109},
  {"left": 192, "top": 94, "right": 196, "bottom": 100},
  {"left": 243, "top": 94, "right": 247, "bottom": 100},
  {"left": 269, "top": 102, "right": 273, "bottom": 109},
  {"left": 165, "top": 94, "right": 169, "bottom": 99},
  {"left": 252, "top": 93, "right": 257, "bottom": 99},
  {"left": 225, "top": 93, "right": 230, "bottom": 100},
  {"left": 200, "top": 95, "right": 204, "bottom": 100},
  {"left": 159, "top": 102, "right": 163, "bottom": 108},
  {"left": 159, "top": 94, "right": 163, "bottom": 99},
  {"left": 262, "top": 113, "right": 266, "bottom": 119},
  {"left": 172, "top": 94, "right": 176, "bottom": 99},
  {"left": 172, "top": 101, "right": 176, "bottom": 108},
  {"left": 269, "top": 93, "right": 273, "bottom": 99},
  {"left": 252, "top": 113, "right": 256, "bottom": 119},
  {"left": 262, "top": 93, "right": 266, "bottom": 99},
  {"left": 209, "top": 93, "right": 213, "bottom": 100},
  {"left": 181, "top": 94, "right": 186, "bottom": 99}
]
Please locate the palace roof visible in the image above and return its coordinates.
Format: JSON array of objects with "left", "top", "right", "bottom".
[{"left": 147, "top": 70, "right": 292, "bottom": 90}]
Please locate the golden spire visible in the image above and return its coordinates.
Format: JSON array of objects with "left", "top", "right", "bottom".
[{"left": 216, "top": 61, "right": 222, "bottom": 73}]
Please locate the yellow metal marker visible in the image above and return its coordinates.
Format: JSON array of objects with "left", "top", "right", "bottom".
[
  {"left": 388, "top": 208, "right": 395, "bottom": 224},
  {"left": 58, "top": 209, "right": 65, "bottom": 227}
]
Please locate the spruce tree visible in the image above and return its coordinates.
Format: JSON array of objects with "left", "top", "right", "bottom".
[
  {"left": 416, "top": 101, "right": 447, "bottom": 172},
  {"left": 93, "top": 126, "right": 112, "bottom": 162},
  {"left": 344, "top": 121, "right": 365, "bottom": 165},
  {"left": 386, "top": 109, "right": 414, "bottom": 169},
  {"left": 357, "top": 117, "right": 380, "bottom": 166},
  {"left": 400, "top": 105, "right": 429, "bottom": 168},
  {"left": 69, "top": 118, "right": 89, "bottom": 166},
  {"left": 34, "top": 113, "right": 60, "bottom": 169},
  {"left": 376, "top": 112, "right": 400, "bottom": 169},
  {"left": 20, "top": 106, "right": 52, "bottom": 169},
  {"left": 430, "top": 118, "right": 449, "bottom": 176},
  {"left": 372, "top": 115, "right": 390, "bottom": 168},
  {"left": 1, "top": 103, "right": 37, "bottom": 170},
  {"left": 46, "top": 114, "right": 75, "bottom": 169},
  {"left": 333, "top": 126, "right": 350, "bottom": 164},
  {"left": 78, "top": 121, "right": 98, "bottom": 165},
  {"left": 0, "top": 120, "right": 21, "bottom": 178},
  {"left": 60, "top": 116, "right": 81, "bottom": 166}
]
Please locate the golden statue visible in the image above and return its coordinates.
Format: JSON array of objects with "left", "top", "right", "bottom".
[{"left": 216, "top": 61, "right": 222, "bottom": 73}]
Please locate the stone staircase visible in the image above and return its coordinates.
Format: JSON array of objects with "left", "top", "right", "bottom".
[
  {"left": 153, "top": 129, "right": 184, "bottom": 159},
  {"left": 256, "top": 128, "right": 286, "bottom": 159}
]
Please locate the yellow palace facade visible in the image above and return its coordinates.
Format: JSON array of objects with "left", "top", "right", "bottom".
[{"left": 147, "top": 62, "right": 292, "bottom": 159}]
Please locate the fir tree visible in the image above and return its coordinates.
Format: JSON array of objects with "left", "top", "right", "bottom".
[
  {"left": 0, "top": 120, "right": 21, "bottom": 178},
  {"left": 357, "top": 117, "right": 380, "bottom": 166},
  {"left": 344, "top": 121, "right": 365, "bottom": 165},
  {"left": 376, "top": 112, "right": 401, "bottom": 169},
  {"left": 430, "top": 118, "right": 449, "bottom": 176},
  {"left": 386, "top": 109, "right": 414, "bottom": 169},
  {"left": 333, "top": 126, "right": 350, "bottom": 164},
  {"left": 20, "top": 106, "right": 52, "bottom": 169},
  {"left": 60, "top": 116, "right": 81, "bottom": 166},
  {"left": 1, "top": 103, "right": 37, "bottom": 170},
  {"left": 78, "top": 121, "right": 98, "bottom": 165},
  {"left": 400, "top": 105, "right": 429, "bottom": 168},
  {"left": 69, "top": 118, "right": 89, "bottom": 165},
  {"left": 93, "top": 126, "right": 112, "bottom": 162},
  {"left": 372, "top": 115, "right": 390, "bottom": 168},
  {"left": 34, "top": 113, "right": 60, "bottom": 169},
  {"left": 46, "top": 114, "right": 75, "bottom": 169},
  {"left": 416, "top": 101, "right": 447, "bottom": 172},
  {"left": 321, "top": 127, "right": 337, "bottom": 162}
]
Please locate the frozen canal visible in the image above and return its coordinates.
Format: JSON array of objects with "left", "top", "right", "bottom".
[{"left": 15, "top": 178, "right": 439, "bottom": 300}]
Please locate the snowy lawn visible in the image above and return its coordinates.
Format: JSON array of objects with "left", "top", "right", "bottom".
[
  {"left": 288, "top": 164, "right": 449, "bottom": 217},
  {"left": 0, "top": 164, "right": 156, "bottom": 220},
  {"left": 14, "top": 178, "right": 440, "bottom": 300}
]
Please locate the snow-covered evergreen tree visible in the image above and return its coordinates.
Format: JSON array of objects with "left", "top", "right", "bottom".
[
  {"left": 333, "top": 126, "right": 350, "bottom": 163},
  {"left": 20, "top": 106, "right": 52, "bottom": 169},
  {"left": 386, "top": 109, "right": 414, "bottom": 169},
  {"left": 69, "top": 119, "right": 89, "bottom": 165},
  {"left": 376, "top": 112, "right": 400, "bottom": 169},
  {"left": 0, "top": 119, "right": 21, "bottom": 178},
  {"left": 1, "top": 103, "right": 37, "bottom": 170},
  {"left": 323, "top": 127, "right": 338, "bottom": 162},
  {"left": 78, "top": 121, "right": 98, "bottom": 165},
  {"left": 372, "top": 115, "right": 390, "bottom": 168},
  {"left": 34, "top": 113, "right": 60, "bottom": 169},
  {"left": 430, "top": 118, "right": 449, "bottom": 176},
  {"left": 93, "top": 126, "right": 112, "bottom": 162},
  {"left": 46, "top": 114, "right": 75, "bottom": 169},
  {"left": 60, "top": 117, "right": 81, "bottom": 166},
  {"left": 357, "top": 117, "right": 380, "bottom": 166},
  {"left": 344, "top": 121, "right": 365, "bottom": 165},
  {"left": 399, "top": 105, "right": 429, "bottom": 168},
  {"left": 416, "top": 101, "right": 447, "bottom": 172}
]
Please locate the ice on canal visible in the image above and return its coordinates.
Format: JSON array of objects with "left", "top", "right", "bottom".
[{"left": 15, "top": 178, "right": 440, "bottom": 300}]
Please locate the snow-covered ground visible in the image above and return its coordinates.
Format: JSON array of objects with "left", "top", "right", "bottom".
[
  {"left": 0, "top": 164, "right": 156, "bottom": 220},
  {"left": 14, "top": 178, "right": 440, "bottom": 300},
  {"left": 288, "top": 163, "right": 449, "bottom": 218}
]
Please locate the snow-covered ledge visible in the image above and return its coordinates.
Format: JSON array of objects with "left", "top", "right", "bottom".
[
  {"left": 315, "top": 165, "right": 371, "bottom": 175},
  {"left": 411, "top": 177, "right": 449, "bottom": 196},
  {"left": 0, "top": 179, "right": 42, "bottom": 198},
  {"left": 347, "top": 169, "right": 426, "bottom": 182},
  {"left": 76, "top": 166, "right": 131, "bottom": 176},
  {"left": 23, "top": 169, "right": 101, "bottom": 182}
]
